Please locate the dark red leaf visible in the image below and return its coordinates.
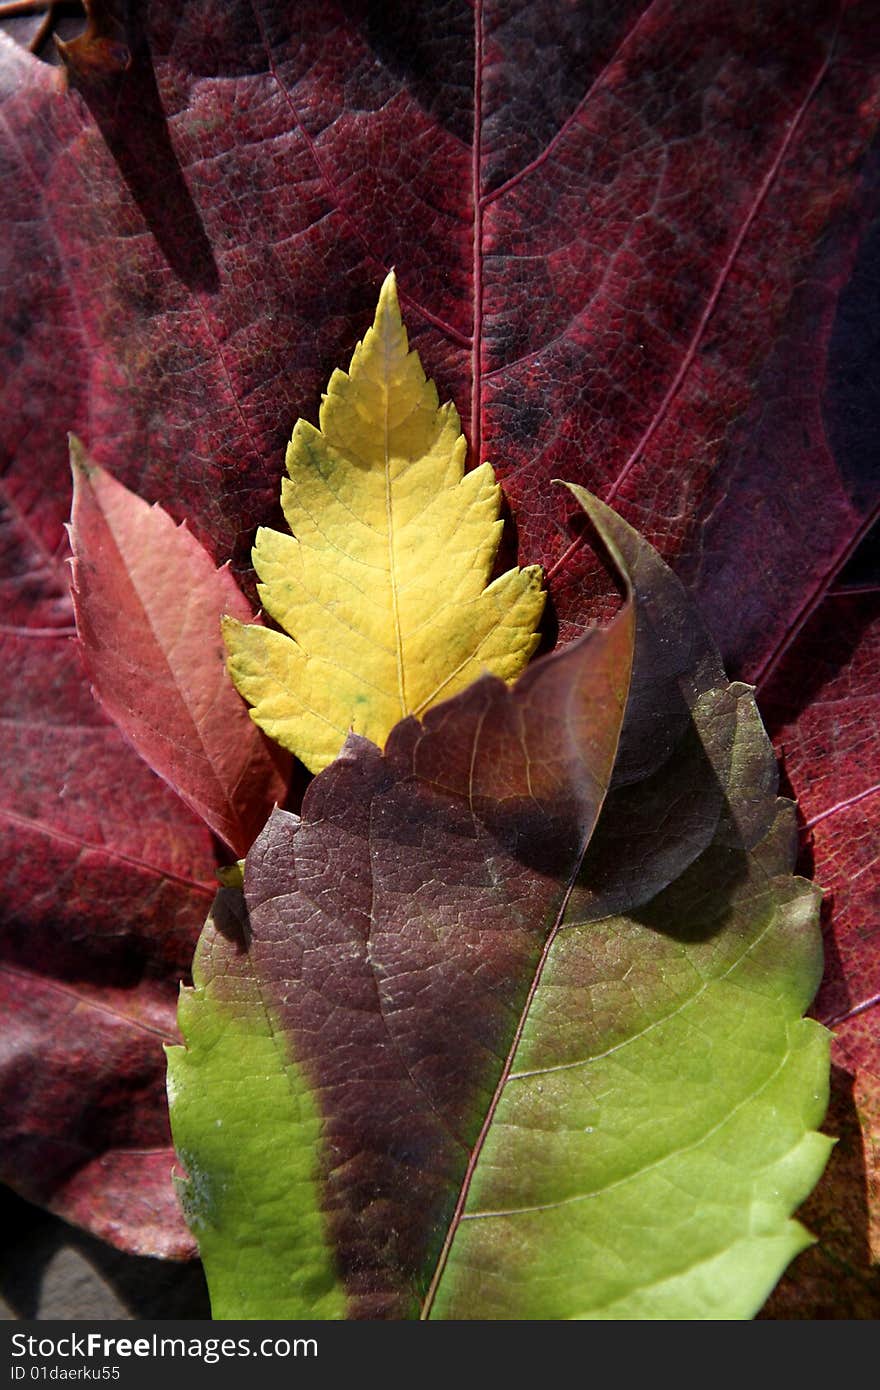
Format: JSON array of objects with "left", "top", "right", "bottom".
[{"left": 1, "top": 0, "right": 878, "bottom": 1294}]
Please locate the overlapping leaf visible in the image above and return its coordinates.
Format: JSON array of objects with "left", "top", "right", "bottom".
[
  {"left": 168, "top": 498, "right": 829, "bottom": 1320},
  {"left": 225, "top": 273, "right": 544, "bottom": 772},
  {"left": 69, "top": 439, "right": 290, "bottom": 855},
  {"left": 1, "top": 0, "right": 878, "bottom": 1300}
]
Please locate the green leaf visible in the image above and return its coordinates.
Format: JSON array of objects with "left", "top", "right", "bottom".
[
  {"left": 223, "top": 272, "right": 545, "bottom": 774},
  {"left": 168, "top": 493, "right": 830, "bottom": 1320}
]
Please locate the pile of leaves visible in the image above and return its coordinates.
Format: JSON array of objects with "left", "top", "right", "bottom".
[
  {"left": 62, "top": 273, "right": 832, "bottom": 1319},
  {"left": 1, "top": 0, "right": 878, "bottom": 1316}
]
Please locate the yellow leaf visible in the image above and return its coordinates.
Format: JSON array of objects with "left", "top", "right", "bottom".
[{"left": 224, "top": 272, "right": 545, "bottom": 773}]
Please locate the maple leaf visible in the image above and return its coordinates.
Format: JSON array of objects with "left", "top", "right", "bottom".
[
  {"left": 224, "top": 272, "right": 544, "bottom": 773},
  {"left": 168, "top": 495, "right": 829, "bottom": 1320},
  {"left": 0, "top": 2, "right": 877, "bottom": 1312}
]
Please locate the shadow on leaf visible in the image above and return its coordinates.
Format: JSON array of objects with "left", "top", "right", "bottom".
[{"left": 60, "top": 0, "right": 219, "bottom": 292}]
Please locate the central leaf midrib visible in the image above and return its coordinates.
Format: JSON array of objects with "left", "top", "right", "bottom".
[
  {"left": 418, "top": 837, "right": 592, "bottom": 1319},
  {"left": 382, "top": 330, "right": 408, "bottom": 719},
  {"left": 96, "top": 504, "right": 243, "bottom": 837}
]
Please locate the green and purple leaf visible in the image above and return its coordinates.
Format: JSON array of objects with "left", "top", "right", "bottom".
[{"left": 168, "top": 498, "right": 830, "bottom": 1319}]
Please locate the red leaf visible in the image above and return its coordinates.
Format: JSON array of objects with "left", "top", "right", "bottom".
[
  {"left": 69, "top": 441, "right": 290, "bottom": 856},
  {"left": 1, "top": 0, "right": 878, "bottom": 1298}
]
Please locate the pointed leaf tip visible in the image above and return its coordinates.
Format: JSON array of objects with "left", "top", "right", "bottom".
[
  {"left": 555, "top": 481, "right": 638, "bottom": 599},
  {"left": 378, "top": 266, "right": 398, "bottom": 305},
  {"left": 68, "top": 433, "right": 92, "bottom": 477}
]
